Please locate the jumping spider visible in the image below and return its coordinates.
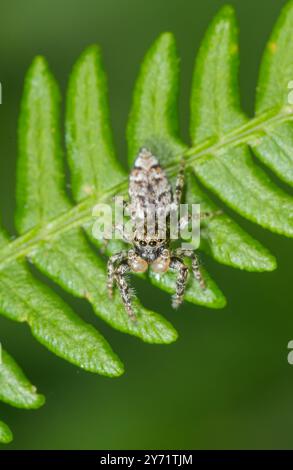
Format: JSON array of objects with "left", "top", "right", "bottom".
[{"left": 107, "top": 147, "right": 207, "bottom": 320}]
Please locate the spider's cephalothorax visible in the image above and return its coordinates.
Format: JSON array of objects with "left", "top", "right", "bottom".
[{"left": 107, "top": 147, "right": 206, "bottom": 320}]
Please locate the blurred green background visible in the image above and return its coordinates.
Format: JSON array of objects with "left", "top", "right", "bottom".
[{"left": 0, "top": 0, "right": 293, "bottom": 450}]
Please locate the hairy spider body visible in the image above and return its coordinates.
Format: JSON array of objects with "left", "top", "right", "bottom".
[{"left": 107, "top": 147, "right": 206, "bottom": 319}]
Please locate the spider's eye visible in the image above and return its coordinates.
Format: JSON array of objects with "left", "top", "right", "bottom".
[
  {"left": 149, "top": 240, "right": 157, "bottom": 247},
  {"left": 139, "top": 240, "right": 147, "bottom": 246},
  {"left": 157, "top": 239, "right": 164, "bottom": 243}
]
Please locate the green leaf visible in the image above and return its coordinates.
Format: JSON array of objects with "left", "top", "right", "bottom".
[
  {"left": 0, "top": 231, "right": 123, "bottom": 377},
  {"left": 189, "top": 6, "right": 293, "bottom": 237},
  {"left": 0, "top": 421, "right": 13, "bottom": 444},
  {"left": 251, "top": 122, "right": 293, "bottom": 187},
  {"left": 251, "top": 0, "right": 293, "bottom": 186},
  {"left": 185, "top": 173, "right": 276, "bottom": 272},
  {"left": 0, "top": 348, "right": 44, "bottom": 409},
  {"left": 127, "top": 33, "right": 184, "bottom": 165},
  {"left": 66, "top": 45, "right": 125, "bottom": 201},
  {"left": 16, "top": 56, "right": 68, "bottom": 233},
  {"left": 149, "top": 267, "right": 226, "bottom": 309},
  {"left": 0, "top": 347, "right": 44, "bottom": 444},
  {"left": 256, "top": 1, "right": 293, "bottom": 112}
]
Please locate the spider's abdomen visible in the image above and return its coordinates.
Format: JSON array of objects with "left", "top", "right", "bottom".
[{"left": 129, "top": 148, "right": 172, "bottom": 218}]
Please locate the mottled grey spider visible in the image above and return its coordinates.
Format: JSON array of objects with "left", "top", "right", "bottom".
[{"left": 107, "top": 147, "right": 208, "bottom": 320}]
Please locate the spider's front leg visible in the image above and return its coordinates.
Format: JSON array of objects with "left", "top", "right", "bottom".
[
  {"left": 170, "top": 257, "right": 189, "bottom": 309},
  {"left": 114, "top": 260, "right": 136, "bottom": 321},
  {"left": 107, "top": 250, "right": 128, "bottom": 298},
  {"left": 107, "top": 249, "right": 145, "bottom": 320},
  {"left": 175, "top": 248, "right": 206, "bottom": 289}
]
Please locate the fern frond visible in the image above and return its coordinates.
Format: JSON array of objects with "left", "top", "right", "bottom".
[{"left": 0, "top": 1, "right": 293, "bottom": 443}]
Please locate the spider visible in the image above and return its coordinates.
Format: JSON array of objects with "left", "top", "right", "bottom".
[{"left": 107, "top": 147, "right": 207, "bottom": 320}]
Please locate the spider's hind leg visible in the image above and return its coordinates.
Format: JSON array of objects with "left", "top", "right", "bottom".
[
  {"left": 170, "top": 257, "right": 189, "bottom": 309},
  {"left": 175, "top": 248, "right": 206, "bottom": 289}
]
